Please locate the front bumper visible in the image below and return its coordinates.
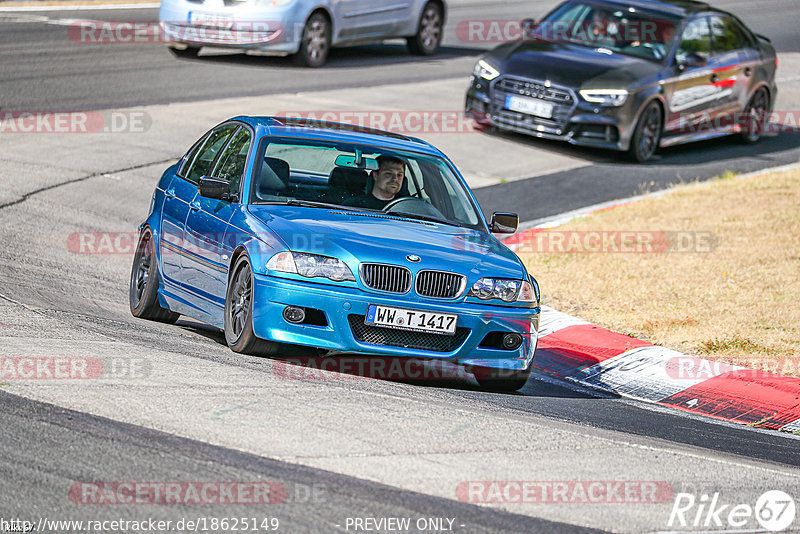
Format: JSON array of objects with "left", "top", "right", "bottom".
[
  {"left": 251, "top": 274, "right": 539, "bottom": 371},
  {"left": 466, "top": 74, "right": 636, "bottom": 151},
  {"left": 159, "top": 1, "right": 304, "bottom": 52}
]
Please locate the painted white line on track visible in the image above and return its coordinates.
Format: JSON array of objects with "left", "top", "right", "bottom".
[
  {"left": 0, "top": 12, "right": 47, "bottom": 21},
  {"left": 0, "top": 3, "right": 158, "bottom": 12}
]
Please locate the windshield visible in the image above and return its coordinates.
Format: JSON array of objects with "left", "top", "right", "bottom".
[
  {"left": 249, "top": 138, "right": 485, "bottom": 231},
  {"left": 532, "top": 1, "right": 679, "bottom": 61}
]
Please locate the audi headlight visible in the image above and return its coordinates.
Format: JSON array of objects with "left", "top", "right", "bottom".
[
  {"left": 266, "top": 252, "right": 355, "bottom": 282},
  {"left": 468, "top": 278, "right": 536, "bottom": 303},
  {"left": 474, "top": 59, "right": 500, "bottom": 81},
  {"left": 579, "top": 89, "right": 629, "bottom": 106}
]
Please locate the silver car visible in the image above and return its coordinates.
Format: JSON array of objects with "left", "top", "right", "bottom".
[{"left": 159, "top": 0, "right": 446, "bottom": 67}]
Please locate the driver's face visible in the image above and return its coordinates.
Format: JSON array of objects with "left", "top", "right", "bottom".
[
  {"left": 590, "top": 11, "right": 607, "bottom": 37},
  {"left": 373, "top": 162, "right": 404, "bottom": 198}
]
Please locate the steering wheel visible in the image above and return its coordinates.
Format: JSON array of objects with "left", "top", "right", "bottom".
[
  {"left": 383, "top": 197, "right": 446, "bottom": 219},
  {"left": 638, "top": 41, "right": 664, "bottom": 59}
]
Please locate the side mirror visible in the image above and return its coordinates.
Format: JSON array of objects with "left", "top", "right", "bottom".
[
  {"left": 198, "top": 176, "right": 234, "bottom": 202},
  {"left": 676, "top": 52, "right": 706, "bottom": 71},
  {"left": 521, "top": 18, "right": 537, "bottom": 38},
  {"left": 490, "top": 212, "right": 518, "bottom": 234}
]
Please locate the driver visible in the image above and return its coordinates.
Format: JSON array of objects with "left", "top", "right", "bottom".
[
  {"left": 585, "top": 8, "right": 611, "bottom": 42},
  {"left": 343, "top": 154, "right": 406, "bottom": 210}
]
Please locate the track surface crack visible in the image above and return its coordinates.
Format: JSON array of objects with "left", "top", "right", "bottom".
[{"left": 0, "top": 158, "right": 174, "bottom": 210}]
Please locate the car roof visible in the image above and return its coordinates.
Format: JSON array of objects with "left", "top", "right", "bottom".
[
  {"left": 585, "top": 0, "right": 714, "bottom": 17},
  {"left": 231, "top": 116, "right": 443, "bottom": 156}
]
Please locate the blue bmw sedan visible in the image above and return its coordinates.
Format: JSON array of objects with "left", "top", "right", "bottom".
[{"left": 130, "top": 116, "right": 540, "bottom": 391}]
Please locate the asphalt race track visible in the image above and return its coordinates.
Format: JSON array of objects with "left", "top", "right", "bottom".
[{"left": 1, "top": 0, "right": 800, "bottom": 532}]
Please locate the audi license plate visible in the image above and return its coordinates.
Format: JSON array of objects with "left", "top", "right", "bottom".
[
  {"left": 365, "top": 305, "right": 457, "bottom": 336},
  {"left": 505, "top": 95, "right": 554, "bottom": 119}
]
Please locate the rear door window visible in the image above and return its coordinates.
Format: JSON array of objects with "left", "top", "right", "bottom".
[
  {"left": 710, "top": 15, "right": 745, "bottom": 54},
  {"left": 212, "top": 127, "right": 252, "bottom": 200},
  {"left": 178, "top": 133, "right": 208, "bottom": 178},
  {"left": 185, "top": 124, "right": 239, "bottom": 184},
  {"left": 676, "top": 16, "right": 712, "bottom": 61}
]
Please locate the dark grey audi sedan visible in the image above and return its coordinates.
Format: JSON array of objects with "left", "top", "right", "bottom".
[{"left": 465, "top": 0, "right": 777, "bottom": 161}]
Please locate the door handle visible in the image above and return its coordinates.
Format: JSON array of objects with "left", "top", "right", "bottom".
[
  {"left": 189, "top": 201, "right": 201, "bottom": 211},
  {"left": 165, "top": 188, "right": 176, "bottom": 199},
  {"left": 710, "top": 73, "right": 718, "bottom": 83}
]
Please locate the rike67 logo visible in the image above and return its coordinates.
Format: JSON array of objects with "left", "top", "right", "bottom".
[{"left": 668, "top": 490, "right": 796, "bottom": 532}]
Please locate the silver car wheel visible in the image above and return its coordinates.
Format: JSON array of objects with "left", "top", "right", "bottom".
[{"left": 419, "top": 6, "right": 442, "bottom": 50}]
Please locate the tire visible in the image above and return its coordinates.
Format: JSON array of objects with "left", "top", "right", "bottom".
[
  {"left": 293, "top": 12, "right": 331, "bottom": 68},
  {"left": 472, "top": 365, "right": 532, "bottom": 392},
  {"left": 224, "top": 256, "right": 278, "bottom": 356},
  {"left": 407, "top": 2, "right": 443, "bottom": 56},
  {"left": 629, "top": 101, "right": 663, "bottom": 163},
  {"left": 167, "top": 45, "right": 201, "bottom": 59},
  {"left": 740, "top": 88, "right": 769, "bottom": 144},
  {"left": 129, "top": 228, "right": 180, "bottom": 324}
]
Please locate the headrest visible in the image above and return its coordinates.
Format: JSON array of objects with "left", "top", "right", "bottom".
[
  {"left": 257, "top": 157, "right": 290, "bottom": 196},
  {"left": 329, "top": 166, "right": 368, "bottom": 193}
]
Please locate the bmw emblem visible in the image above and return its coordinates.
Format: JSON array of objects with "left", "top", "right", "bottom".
[{"left": 406, "top": 255, "right": 421, "bottom": 263}]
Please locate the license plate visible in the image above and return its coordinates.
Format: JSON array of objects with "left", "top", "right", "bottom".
[
  {"left": 188, "top": 12, "right": 234, "bottom": 28},
  {"left": 365, "top": 305, "right": 457, "bottom": 336},
  {"left": 505, "top": 95, "right": 554, "bottom": 119}
]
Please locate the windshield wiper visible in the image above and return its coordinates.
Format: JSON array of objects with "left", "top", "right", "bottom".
[
  {"left": 385, "top": 210, "right": 464, "bottom": 227},
  {"left": 262, "top": 199, "right": 366, "bottom": 212}
]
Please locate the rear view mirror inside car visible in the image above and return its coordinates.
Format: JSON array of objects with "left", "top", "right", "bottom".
[{"left": 335, "top": 154, "right": 378, "bottom": 170}]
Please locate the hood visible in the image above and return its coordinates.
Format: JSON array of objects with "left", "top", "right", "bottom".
[
  {"left": 248, "top": 206, "right": 526, "bottom": 280},
  {"left": 490, "top": 40, "right": 662, "bottom": 89}
]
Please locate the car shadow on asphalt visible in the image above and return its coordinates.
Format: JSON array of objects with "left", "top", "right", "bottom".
[
  {"left": 479, "top": 126, "right": 619, "bottom": 165},
  {"left": 478, "top": 125, "right": 800, "bottom": 167},
  {"left": 181, "top": 43, "right": 483, "bottom": 69},
  {"left": 173, "top": 317, "right": 613, "bottom": 398}
]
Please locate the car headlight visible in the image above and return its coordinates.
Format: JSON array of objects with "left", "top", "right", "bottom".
[
  {"left": 579, "top": 89, "right": 629, "bottom": 106},
  {"left": 468, "top": 278, "right": 536, "bottom": 303},
  {"left": 473, "top": 59, "right": 500, "bottom": 81},
  {"left": 266, "top": 251, "right": 355, "bottom": 282}
]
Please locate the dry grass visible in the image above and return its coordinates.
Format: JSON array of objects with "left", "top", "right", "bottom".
[{"left": 519, "top": 165, "right": 800, "bottom": 376}]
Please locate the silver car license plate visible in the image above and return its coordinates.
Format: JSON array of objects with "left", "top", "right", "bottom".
[{"left": 188, "top": 12, "right": 234, "bottom": 29}]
